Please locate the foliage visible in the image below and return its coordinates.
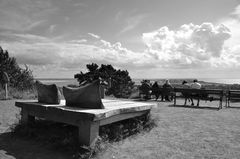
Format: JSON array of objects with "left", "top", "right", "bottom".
[
  {"left": 74, "top": 63, "right": 135, "bottom": 98},
  {"left": 0, "top": 86, "right": 37, "bottom": 100},
  {"left": 0, "top": 46, "right": 34, "bottom": 90}
]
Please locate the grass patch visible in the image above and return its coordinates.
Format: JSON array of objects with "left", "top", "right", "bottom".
[
  {"left": 2, "top": 99, "right": 240, "bottom": 158},
  {"left": 10, "top": 113, "right": 156, "bottom": 159},
  {"left": 0, "top": 87, "right": 37, "bottom": 100}
]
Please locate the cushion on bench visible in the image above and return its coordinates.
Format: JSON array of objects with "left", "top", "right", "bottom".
[
  {"left": 63, "top": 80, "right": 104, "bottom": 109},
  {"left": 36, "top": 81, "right": 61, "bottom": 104}
]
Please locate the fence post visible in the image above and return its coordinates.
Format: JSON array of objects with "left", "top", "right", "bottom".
[
  {"left": 5, "top": 83, "right": 8, "bottom": 99},
  {"left": 2, "top": 72, "right": 9, "bottom": 100}
]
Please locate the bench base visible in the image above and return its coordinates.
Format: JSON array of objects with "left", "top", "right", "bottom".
[
  {"left": 16, "top": 99, "right": 153, "bottom": 147},
  {"left": 20, "top": 108, "right": 150, "bottom": 147}
]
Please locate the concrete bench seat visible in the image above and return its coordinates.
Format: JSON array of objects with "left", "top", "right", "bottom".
[{"left": 15, "top": 99, "right": 155, "bottom": 147}]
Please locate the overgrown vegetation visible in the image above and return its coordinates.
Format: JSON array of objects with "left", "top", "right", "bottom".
[
  {"left": 0, "top": 46, "right": 34, "bottom": 90},
  {"left": 0, "top": 87, "right": 37, "bottom": 100},
  {"left": 10, "top": 113, "right": 156, "bottom": 159},
  {"left": 74, "top": 63, "right": 135, "bottom": 98}
]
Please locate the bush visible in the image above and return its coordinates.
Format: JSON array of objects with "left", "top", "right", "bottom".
[
  {"left": 0, "top": 86, "right": 37, "bottom": 100},
  {"left": 0, "top": 46, "right": 34, "bottom": 90}
]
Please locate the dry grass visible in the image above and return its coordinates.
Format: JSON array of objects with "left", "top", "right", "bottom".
[
  {"left": 97, "top": 100, "right": 240, "bottom": 159},
  {"left": 0, "top": 87, "right": 37, "bottom": 100},
  {"left": 0, "top": 100, "right": 20, "bottom": 133},
  {"left": 1, "top": 99, "right": 240, "bottom": 158}
]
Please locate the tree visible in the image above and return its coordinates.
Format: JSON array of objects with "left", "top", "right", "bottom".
[
  {"left": 74, "top": 63, "right": 135, "bottom": 98},
  {"left": 0, "top": 46, "right": 34, "bottom": 89}
]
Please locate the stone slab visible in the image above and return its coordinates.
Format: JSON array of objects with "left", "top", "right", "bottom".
[{"left": 15, "top": 99, "right": 155, "bottom": 122}]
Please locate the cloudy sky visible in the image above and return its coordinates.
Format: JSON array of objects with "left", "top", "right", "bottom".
[{"left": 1, "top": 0, "right": 240, "bottom": 79}]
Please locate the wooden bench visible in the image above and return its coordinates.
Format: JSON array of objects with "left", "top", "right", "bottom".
[
  {"left": 226, "top": 90, "right": 240, "bottom": 107},
  {"left": 15, "top": 99, "right": 155, "bottom": 147},
  {"left": 158, "top": 87, "right": 175, "bottom": 101},
  {"left": 173, "top": 88, "right": 224, "bottom": 109},
  {"left": 139, "top": 90, "right": 151, "bottom": 100},
  {"left": 139, "top": 87, "right": 175, "bottom": 101}
]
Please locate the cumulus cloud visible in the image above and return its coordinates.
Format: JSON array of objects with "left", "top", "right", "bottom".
[
  {"left": 2, "top": 3, "right": 240, "bottom": 78},
  {"left": 219, "top": 4, "right": 240, "bottom": 48},
  {"left": 1, "top": 32, "right": 152, "bottom": 73},
  {"left": 1, "top": 21, "right": 239, "bottom": 78},
  {"left": 231, "top": 4, "right": 240, "bottom": 18},
  {"left": 142, "top": 22, "right": 232, "bottom": 68}
]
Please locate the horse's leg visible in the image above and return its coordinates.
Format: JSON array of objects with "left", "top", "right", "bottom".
[
  {"left": 155, "top": 93, "right": 158, "bottom": 101},
  {"left": 184, "top": 98, "right": 187, "bottom": 105},
  {"left": 197, "top": 98, "right": 200, "bottom": 106},
  {"left": 191, "top": 98, "right": 194, "bottom": 106},
  {"left": 156, "top": 93, "right": 160, "bottom": 100}
]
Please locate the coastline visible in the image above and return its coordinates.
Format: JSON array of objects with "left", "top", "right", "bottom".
[{"left": 36, "top": 78, "right": 240, "bottom": 86}]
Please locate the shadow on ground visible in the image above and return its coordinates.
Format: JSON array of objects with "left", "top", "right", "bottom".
[
  {"left": 0, "top": 114, "right": 155, "bottom": 159},
  {"left": 0, "top": 131, "right": 73, "bottom": 159},
  {"left": 0, "top": 120, "right": 87, "bottom": 159},
  {"left": 168, "top": 104, "right": 220, "bottom": 110},
  {"left": 227, "top": 106, "right": 240, "bottom": 109}
]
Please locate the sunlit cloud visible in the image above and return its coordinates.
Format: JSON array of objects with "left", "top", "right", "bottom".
[
  {"left": 1, "top": 20, "right": 240, "bottom": 78},
  {"left": 1, "top": 32, "right": 149, "bottom": 72},
  {"left": 142, "top": 22, "right": 234, "bottom": 69},
  {"left": 219, "top": 4, "right": 240, "bottom": 48},
  {"left": 231, "top": 4, "right": 240, "bottom": 18},
  {"left": 1, "top": 0, "right": 240, "bottom": 78}
]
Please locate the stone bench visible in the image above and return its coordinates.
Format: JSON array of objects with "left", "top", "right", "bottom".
[{"left": 15, "top": 99, "right": 155, "bottom": 147}]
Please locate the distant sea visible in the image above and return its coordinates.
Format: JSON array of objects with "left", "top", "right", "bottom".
[
  {"left": 133, "top": 78, "right": 240, "bottom": 85},
  {"left": 37, "top": 78, "right": 240, "bottom": 86},
  {"left": 199, "top": 78, "right": 240, "bottom": 85},
  {"left": 37, "top": 78, "right": 79, "bottom": 87}
]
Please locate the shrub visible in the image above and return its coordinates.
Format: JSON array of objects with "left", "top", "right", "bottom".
[
  {"left": 0, "top": 86, "right": 37, "bottom": 100},
  {"left": 74, "top": 63, "right": 135, "bottom": 98},
  {"left": 0, "top": 46, "right": 34, "bottom": 90}
]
